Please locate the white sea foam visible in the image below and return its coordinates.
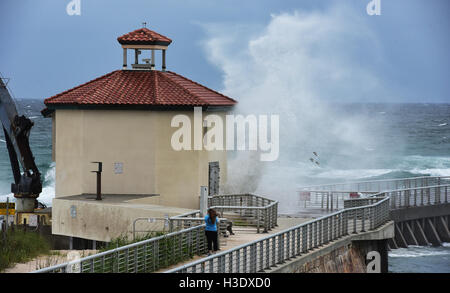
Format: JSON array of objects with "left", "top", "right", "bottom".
[
  {"left": 313, "top": 168, "right": 394, "bottom": 180},
  {"left": 312, "top": 166, "right": 450, "bottom": 181},
  {"left": 410, "top": 168, "right": 450, "bottom": 177},
  {"left": 438, "top": 123, "right": 447, "bottom": 127},
  {"left": 0, "top": 163, "right": 55, "bottom": 207},
  {"left": 389, "top": 246, "right": 450, "bottom": 258}
]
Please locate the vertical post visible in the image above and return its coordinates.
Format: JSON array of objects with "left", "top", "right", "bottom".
[
  {"left": 428, "top": 187, "right": 431, "bottom": 205},
  {"left": 264, "top": 208, "right": 269, "bottom": 233},
  {"left": 414, "top": 189, "right": 417, "bottom": 207},
  {"left": 361, "top": 208, "right": 365, "bottom": 232},
  {"left": 123, "top": 48, "right": 127, "bottom": 69},
  {"left": 256, "top": 209, "right": 260, "bottom": 233},
  {"left": 1, "top": 222, "right": 5, "bottom": 244},
  {"left": 151, "top": 50, "right": 155, "bottom": 70},
  {"left": 162, "top": 49, "right": 166, "bottom": 71},
  {"left": 421, "top": 188, "right": 424, "bottom": 206},
  {"left": 91, "top": 162, "right": 102, "bottom": 201},
  {"left": 5, "top": 197, "right": 9, "bottom": 231},
  {"left": 330, "top": 192, "right": 334, "bottom": 211},
  {"left": 134, "top": 49, "right": 139, "bottom": 64},
  {"left": 96, "top": 171, "right": 101, "bottom": 200},
  {"left": 445, "top": 186, "right": 448, "bottom": 203},
  {"left": 200, "top": 186, "right": 208, "bottom": 217}
]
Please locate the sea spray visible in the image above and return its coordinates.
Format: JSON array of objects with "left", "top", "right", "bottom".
[
  {"left": 203, "top": 6, "right": 393, "bottom": 206},
  {"left": 0, "top": 163, "right": 55, "bottom": 207}
]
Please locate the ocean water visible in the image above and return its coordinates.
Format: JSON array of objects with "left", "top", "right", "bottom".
[
  {"left": 388, "top": 243, "right": 450, "bottom": 273},
  {"left": 0, "top": 99, "right": 54, "bottom": 205},
  {"left": 0, "top": 100, "right": 449, "bottom": 272}
]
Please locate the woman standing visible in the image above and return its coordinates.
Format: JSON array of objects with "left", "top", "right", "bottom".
[{"left": 204, "top": 208, "right": 219, "bottom": 255}]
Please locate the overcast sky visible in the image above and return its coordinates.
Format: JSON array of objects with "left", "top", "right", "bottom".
[{"left": 0, "top": 0, "right": 449, "bottom": 103}]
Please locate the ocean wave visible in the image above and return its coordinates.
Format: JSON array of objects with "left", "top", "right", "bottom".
[
  {"left": 314, "top": 168, "right": 394, "bottom": 180},
  {"left": 312, "top": 167, "right": 450, "bottom": 181},
  {"left": 0, "top": 163, "right": 55, "bottom": 207},
  {"left": 410, "top": 168, "right": 450, "bottom": 177},
  {"left": 438, "top": 123, "right": 448, "bottom": 127},
  {"left": 389, "top": 246, "right": 450, "bottom": 258}
]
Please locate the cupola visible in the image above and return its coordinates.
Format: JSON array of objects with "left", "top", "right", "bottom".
[{"left": 117, "top": 23, "right": 172, "bottom": 71}]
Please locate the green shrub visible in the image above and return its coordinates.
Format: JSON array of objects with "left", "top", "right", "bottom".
[{"left": 0, "top": 229, "right": 51, "bottom": 271}]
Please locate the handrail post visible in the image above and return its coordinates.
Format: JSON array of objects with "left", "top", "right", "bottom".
[
  {"left": 257, "top": 209, "right": 260, "bottom": 233},
  {"left": 361, "top": 208, "right": 365, "bottom": 232},
  {"left": 264, "top": 208, "right": 269, "bottom": 233}
]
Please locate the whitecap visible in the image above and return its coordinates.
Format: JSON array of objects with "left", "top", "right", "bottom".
[
  {"left": 0, "top": 163, "right": 55, "bottom": 207},
  {"left": 438, "top": 123, "right": 447, "bottom": 127},
  {"left": 389, "top": 246, "right": 450, "bottom": 258},
  {"left": 314, "top": 168, "right": 394, "bottom": 180},
  {"left": 410, "top": 168, "right": 450, "bottom": 177}
]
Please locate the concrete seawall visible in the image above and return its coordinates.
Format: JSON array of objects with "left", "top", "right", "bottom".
[{"left": 268, "top": 221, "right": 394, "bottom": 273}]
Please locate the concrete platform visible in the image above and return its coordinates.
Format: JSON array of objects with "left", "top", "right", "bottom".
[{"left": 52, "top": 194, "right": 195, "bottom": 242}]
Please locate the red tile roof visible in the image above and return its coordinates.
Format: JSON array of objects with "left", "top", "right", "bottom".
[
  {"left": 44, "top": 70, "right": 237, "bottom": 108},
  {"left": 117, "top": 28, "right": 172, "bottom": 46}
]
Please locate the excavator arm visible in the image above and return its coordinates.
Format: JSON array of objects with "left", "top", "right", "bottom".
[{"left": 0, "top": 76, "right": 41, "bottom": 212}]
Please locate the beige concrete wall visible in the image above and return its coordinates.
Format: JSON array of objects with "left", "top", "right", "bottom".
[
  {"left": 52, "top": 198, "right": 194, "bottom": 242},
  {"left": 54, "top": 110, "right": 84, "bottom": 197},
  {"left": 152, "top": 111, "right": 228, "bottom": 209},
  {"left": 53, "top": 109, "right": 229, "bottom": 210}
]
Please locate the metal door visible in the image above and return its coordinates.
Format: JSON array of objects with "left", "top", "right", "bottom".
[{"left": 209, "top": 161, "right": 220, "bottom": 196}]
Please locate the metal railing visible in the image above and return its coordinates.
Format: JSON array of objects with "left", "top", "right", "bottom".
[
  {"left": 385, "top": 184, "right": 449, "bottom": 209},
  {"left": 168, "top": 211, "right": 230, "bottom": 248},
  {"left": 33, "top": 224, "right": 208, "bottom": 273},
  {"left": 300, "top": 176, "right": 450, "bottom": 193},
  {"left": 298, "top": 176, "right": 450, "bottom": 211},
  {"left": 33, "top": 193, "right": 278, "bottom": 273},
  {"left": 298, "top": 190, "right": 378, "bottom": 211},
  {"left": 208, "top": 194, "right": 278, "bottom": 233},
  {"left": 343, "top": 196, "right": 387, "bottom": 209},
  {"left": 168, "top": 210, "right": 203, "bottom": 232},
  {"left": 132, "top": 217, "right": 170, "bottom": 241},
  {"left": 165, "top": 197, "right": 390, "bottom": 273}
]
